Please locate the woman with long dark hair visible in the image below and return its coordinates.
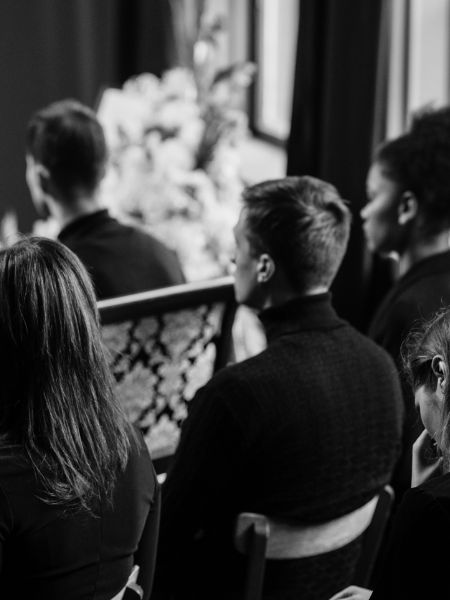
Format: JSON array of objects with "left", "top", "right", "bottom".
[
  {"left": 331, "top": 308, "right": 450, "bottom": 599},
  {"left": 0, "top": 237, "right": 159, "bottom": 599}
]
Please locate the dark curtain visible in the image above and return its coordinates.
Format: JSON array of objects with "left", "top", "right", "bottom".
[
  {"left": 0, "top": 0, "right": 174, "bottom": 232},
  {"left": 287, "top": 0, "right": 392, "bottom": 331},
  {"left": 118, "top": 0, "right": 176, "bottom": 82}
]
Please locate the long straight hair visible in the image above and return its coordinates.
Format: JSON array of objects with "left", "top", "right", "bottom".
[{"left": 0, "top": 237, "right": 131, "bottom": 511}]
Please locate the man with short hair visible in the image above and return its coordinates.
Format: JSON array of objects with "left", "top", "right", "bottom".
[
  {"left": 26, "top": 99, "right": 185, "bottom": 299},
  {"left": 154, "top": 176, "right": 404, "bottom": 599}
]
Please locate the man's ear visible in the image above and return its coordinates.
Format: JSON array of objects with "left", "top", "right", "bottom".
[
  {"left": 35, "top": 164, "right": 51, "bottom": 195},
  {"left": 256, "top": 253, "right": 275, "bottom": 284},
  {"left": 398, "top": 191, "right": 418, "bottom": 226},
  {"left": 431, "top": 354, "right": 447, "bottom": 400}
]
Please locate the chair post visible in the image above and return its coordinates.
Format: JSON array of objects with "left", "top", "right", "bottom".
[
  {"left": 241, "top": 517, "right": 270, "bottom": 600},
  {"left": 352, "top": 485, "right": 395, "bottom": 587},
  {"left": 213, "top": 297, "right": 237, "bottom": 371}
]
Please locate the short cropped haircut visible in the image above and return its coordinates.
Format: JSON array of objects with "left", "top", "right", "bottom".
[
  {"left": 375, "top": 105, "right": 450, "bottom": 235},
  {"left": 241, "top": 176, "right": 351, "bottom": 292},
  {"left": 26, "top": 99, "right": 107, "bottom": 200}
]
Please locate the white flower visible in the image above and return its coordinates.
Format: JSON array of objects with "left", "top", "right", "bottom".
[
  {"left": 156, "top": 98, "right": 200, "bottom": 131},
  {"left": 123, "top": 73, "right": 162, "bottom": 103},
  {"left": 160, "top": 68, "right": 197, "bottom": 101},
  {"left": 97, "top": 53, "right": 254, "bottom": 281},
  {"left": 156, "top": 138, "right": 196, "bottom": 174},
  {"left": 97, "top": 88, "right": 153, "bottom": 147}
]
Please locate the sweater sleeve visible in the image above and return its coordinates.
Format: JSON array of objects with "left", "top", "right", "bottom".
[
  {"left": 371, "top": 486, "right": 450, "bottom": 599},
  {"left": 152, "top": 375, "right": 247, "bottom": 598}
]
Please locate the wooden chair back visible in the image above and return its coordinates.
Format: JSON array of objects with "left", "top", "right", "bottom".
[
  {"left": 98, "top": 277, "right": 237, "bottom": 472},
  {"left": 352, "top": 484, "right": 394, "bottom": 587},
  {"left": 234, "top": 485, "right": 394, "bottom": 600}
]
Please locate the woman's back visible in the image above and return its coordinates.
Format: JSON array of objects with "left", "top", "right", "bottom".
[
  {"left": 0, "top": 237, "right": 160, "bottom": 599},
  {"left": 371, "top": 473, "right": 450, "bottom": 598},
  {"left": 0, "top": 429, "right": 159, "bottom": 600}
]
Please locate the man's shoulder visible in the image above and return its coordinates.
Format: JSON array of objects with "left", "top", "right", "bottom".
[
  {"left": 196, "top": 349, "right": 279, "bottom": 408},
  {"left": 60, "top": 210, "right": 182, "bottom": 268},
  {"left": 342, "top": 322, "right": 402, "bottom": 377},
  {"left": 60, "top": 211, "right": 172, "bottom": 252},
  {"left": 206, "top": 351, "right": 269, "bottom": 391},
  {"left": 344, "top": 320, "right": 397, "bottom": 355}
]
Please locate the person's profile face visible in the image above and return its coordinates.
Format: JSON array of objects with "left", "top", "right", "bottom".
[
  {"left": 231, "top": 209, "right": 262, "bottom": 308},
  {"left": 360, "top": 161, "right": 403, "bottom": 257},
  {"left": 414, "top": 384, "right": 442, "bottom": 442}
]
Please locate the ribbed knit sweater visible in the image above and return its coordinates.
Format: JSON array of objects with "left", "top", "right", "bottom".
[{"left": 154, "top": 293, "right": 404, "bottom": 599}]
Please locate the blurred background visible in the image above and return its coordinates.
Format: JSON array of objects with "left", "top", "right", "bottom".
[{"left": 0, "top": 0, "right": 449, "bottom": 329}]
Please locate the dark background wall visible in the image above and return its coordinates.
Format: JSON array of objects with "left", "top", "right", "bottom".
[{"left": 0, "top": 0, "right": 172, "bottom": 232}]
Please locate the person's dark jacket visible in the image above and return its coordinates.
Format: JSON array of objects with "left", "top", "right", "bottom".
[{"left": 58, "top": 209, "right": 185, "bottom": 299}]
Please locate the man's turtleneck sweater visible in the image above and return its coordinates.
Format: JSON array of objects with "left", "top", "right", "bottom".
[{"left": 155, "top": 293, "right": 404, "bottom": 599}]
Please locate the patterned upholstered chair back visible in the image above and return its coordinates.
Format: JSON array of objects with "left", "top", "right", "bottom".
[{"left": 98, "top": 277, "right": 237, "bottom": 467}]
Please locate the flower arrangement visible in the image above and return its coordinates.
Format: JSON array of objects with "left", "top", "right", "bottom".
[{"left": 97, "top": 11, "right": 255, "bottom": 281}]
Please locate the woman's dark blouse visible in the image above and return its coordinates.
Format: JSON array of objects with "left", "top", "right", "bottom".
[
  {"left": 372, "top": 473, "right": 450, "bottom": 599},
  {"left": 368, "top": 251, "right": 450, "bottom": 500},
  {"left": 0, "top": 429, "right": 159, "bottom": 600}
]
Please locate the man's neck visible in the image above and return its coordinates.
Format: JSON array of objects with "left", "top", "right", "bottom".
[
  {"left": 49, "top": 193, "right": 104, "bottom": 231},
  {"left": 398, "top": 230, "right": 450, "bottom": 277},
  {"left": 261, "top": 286, "right": 328, "bottom": 310}
]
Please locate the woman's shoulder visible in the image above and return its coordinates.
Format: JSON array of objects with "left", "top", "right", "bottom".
[
  {"left": 123, "top": 426, "right": 157, "bottom": 484},
  {"left": 372, "top": 476, "right": 450, "bottom": 599},
  {"left": 399, "top": 474, "right": 450, "bottom": 525},
  {"left": 418, "top": 472, "right": 450, "bottom": 503}
]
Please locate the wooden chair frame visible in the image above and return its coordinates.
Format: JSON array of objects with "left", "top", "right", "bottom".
[
  {"left": 98, "top": 276, "right": 237, "bottom": 373},
  {"left": 234, "top": 485, "right": 394, "bottom": 600},
  {"left": 98, "top": 277, "right": 237, "bottom": 473}
]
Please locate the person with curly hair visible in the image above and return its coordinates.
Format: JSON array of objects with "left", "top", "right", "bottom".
[
  {"left": 361, "top": 106, "right": 450, "bottom": 496},
  {"left": 363, "top": 105, "right": 450, "bottom": 364}
]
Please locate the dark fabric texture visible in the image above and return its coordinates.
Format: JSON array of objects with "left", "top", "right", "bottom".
[
  {"left": 371, "top": 473, "right": 450, "bottom": 599},
  {"left": 58, "top": 209, "right": 186, "bottom": 300},
  {"left": 0, "top": 428, "right": 159, "bottom": 600},
  {"left": 286, "top": 0, "right": 386, "bottom": 330},
  {"left": 153, "top": 293, "right": 404, "bottom": 599},
  {"left": 369, "top": 251, "right": 450, "bottom": 362},
  {"left": 369, "top": 250, "right": 450, "bottom": 500}
]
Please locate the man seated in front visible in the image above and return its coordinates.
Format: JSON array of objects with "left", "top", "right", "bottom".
[
  {"left": 25, "top": 99, "right": 185, "bottom": 299},
  {"left": 153, "top": 176, "right": 404, "bottom": 599}
]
